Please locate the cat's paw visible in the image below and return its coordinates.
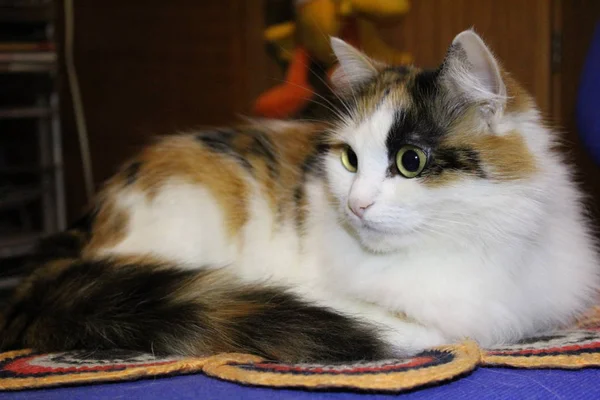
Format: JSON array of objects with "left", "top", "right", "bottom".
[{"left": 382, "top": 323, "right": 449, "bottom": 358}]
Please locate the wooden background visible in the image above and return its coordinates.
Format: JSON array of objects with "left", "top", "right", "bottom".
[{"left": 57, "top": 0, "right": 600, "bottom": 223}]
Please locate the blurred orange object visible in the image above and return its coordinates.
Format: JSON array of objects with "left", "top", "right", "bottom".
[
  {"left": 253, "top": 47, "right": 314, "bottom": 119},
  {"left": 256, "top": 0, "right": 412, "bottom": 119}
]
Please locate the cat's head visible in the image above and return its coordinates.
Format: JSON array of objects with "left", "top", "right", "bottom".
[{"left": 324, "top": 29, "right": 551, "bottom": 253}]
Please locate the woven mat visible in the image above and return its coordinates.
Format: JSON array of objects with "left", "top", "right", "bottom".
[{"left": 1, "top": 307, "right": 599, "bottom": 393}]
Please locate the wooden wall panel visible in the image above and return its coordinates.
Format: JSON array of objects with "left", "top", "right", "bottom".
[
  {"left": 377, "top": 0, "right": 552, "bottom": 114},
  {"left": 58, "top": 1, "right": 266, "bottom": 220}
]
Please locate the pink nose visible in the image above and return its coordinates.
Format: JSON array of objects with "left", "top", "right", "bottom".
[{"left": 349, "top": 199, "right": 374, "bottom": 218}]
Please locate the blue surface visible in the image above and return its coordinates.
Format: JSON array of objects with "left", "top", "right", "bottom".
[
  {"left": 577, "top": 21, "right": 600, "bottom": 165},
  {"left": 1, "top": 367, "right": 599, "bottom": 400}
]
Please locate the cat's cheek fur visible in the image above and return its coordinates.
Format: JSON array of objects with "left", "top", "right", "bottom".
[{"left": 324, "top": 154, "right": 355, "bottom": 218}]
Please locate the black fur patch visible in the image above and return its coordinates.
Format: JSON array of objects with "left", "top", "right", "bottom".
[
  {"left": 231, "top": 288, "right": 388, "bottom": 362},
  {"left": 389, "top": 65, "right": 411, "bottom": 78},
  {"left": 1, "top": 259, "right": 389, "bottom": 363},
  {"left": 293, "top": 184, "right": 305, "bottom": 231},
  {"left": 385, "top": 107, "right": 443, "bottom": 179},
  {"left": 0, "top": 261, "right": 202, "bottom": 354},
  {"left": 69, "top": 211, "right": 96, "bottom": 235},
  {"left": 300, "top": 139, "right": 329, "bottom": 177},
  {"left": 410, "top": 69, "right": 442, "bottom": 106},
  {"left": 195, "top": 129, "right": 236, "bottom": 153},
  {"left": 196, "top": 129, "right": 253, "bottom": 172},
  {"left": 31, "top": 232, "right": 86, "bottom": 263},
  {"left": 293, "top": 185, "right": 304, "bottom": 205},
  {"left": 385, "top": 71, "right": 444, "bottom": 167},
  {"left": 27, "top": 208, "right": 100, "bottom": 265},
  {"left": 123, "top": 161, "right": 142, "bottom": 185},
  {"left": 385, "top": 70, "right": 483, "bottom": 179},
  {"left": 292, "top": 139, "right": 329, "bottom": 232},
  {"left": 247, "top": 130, "right": 279, "bottom": 179},
  {"left": 386, "top": 109, "right": 443, "bottom": 157},
  {"left": 425, "top": 147, "right": 486, "bottom": 178}
]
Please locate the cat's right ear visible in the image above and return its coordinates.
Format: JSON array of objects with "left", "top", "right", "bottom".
[
  {"left": 330, "top": 37, "right": 383, "bottom": 92},
  {"left": 439, "top": 29, "right": 507, "bottom": 118}
]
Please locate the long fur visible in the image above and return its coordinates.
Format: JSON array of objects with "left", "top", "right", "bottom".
[
  {"left": 1, "top": 31, "right": 598, "bottom": 361},
  {"left": 0, "top": 256, "right": 389, "bottom": 363}
]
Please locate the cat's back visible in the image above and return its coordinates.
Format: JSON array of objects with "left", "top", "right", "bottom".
[{"left": 78, "top": 120, "right": 328, "bottom": 271}]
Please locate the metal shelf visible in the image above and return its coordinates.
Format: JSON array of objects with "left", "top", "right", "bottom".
[
  {"left": 0, "top": 232, "right": 40, "bottom": 259},
  {"left": 0, "top": 0, "right": 66, "bottom": 261},
  {"left": 0, "top": 62, "right": 55, "bottom": 73},
  {"left": 0, "top": 3, "right": 53, "bottom": 23},
  {"left": 0, "top": 106, "right": 51, "bottom": 119},
  {"left": 0, "top": 42, "right": 54, "bottom": 52},
  {"left": 0, "top": 51, "right": 56, "bottom": 63},
  {"left": 0, "top": 186, "right": 41, "bottom": 210},
  {"left": 0, "top": 164, "right": 57, "bottom": 174}
]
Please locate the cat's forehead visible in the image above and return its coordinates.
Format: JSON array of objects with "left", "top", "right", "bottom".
[
  {"left": 346, "top": 67, "right": 450, "bottom": 150},
  {"left": 352, "top": 65, "right": 423, "bottom": 114},
  {"left": 332, "top": 65, "right": 538, "bottom": 185}
]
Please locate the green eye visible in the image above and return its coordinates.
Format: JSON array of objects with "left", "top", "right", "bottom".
[
  {"left": 341, "top": 146, "right": 358, "bottom": 172},
  {"left": 396, "top": 145, "right": 427, "bottom": 178}
]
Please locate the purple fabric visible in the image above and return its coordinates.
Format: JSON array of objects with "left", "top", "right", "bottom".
[
  {"left": 577, "top": 21, "right": 600, "bottom": 165},
  {"left": 1, "top": 367, "right": 599, "bottom": 399}
]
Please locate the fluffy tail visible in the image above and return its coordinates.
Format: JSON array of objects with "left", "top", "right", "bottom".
[
  {"left": 25, "top": 208, "right": 95, "bottom": 266},
  {"left": 0, "top": 258, "right": 390, "bottom": 363}
]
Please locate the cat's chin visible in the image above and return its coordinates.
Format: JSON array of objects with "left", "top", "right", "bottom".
[
  {"left": 340, "top": 207, "right": 424, "bottom": 253},
  {"left": 354, "top": 224, "right": 421, "bottom": 253}
]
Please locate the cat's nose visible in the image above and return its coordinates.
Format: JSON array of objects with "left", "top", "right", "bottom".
[{"left": 348, "top": 199, "right": 374, "bottom": 218}]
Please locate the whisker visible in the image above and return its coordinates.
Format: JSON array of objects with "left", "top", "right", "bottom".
[
  {"left": 269, "top": 20, "right": 355, "bottom": 119},
  {"left": 275, "top": 78, "right": 348, "bottom": 123}
]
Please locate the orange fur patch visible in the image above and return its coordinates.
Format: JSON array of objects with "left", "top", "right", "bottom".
[
  {"left": 442, "top": 128, "right": 538, "bottom": 182},
  {"left": 503, "top": 73, "right": 534, "bottom": 114},
  {"left": 83, "top": 195, "right": 129, "bottom": 256},
  {"left": 133, "top": 136, "right": 250, "bottom": 237},
  {"left": 353, "top": 67, "right": 416, "bottom": 121},
  {"left": 272, "top": 127, "right": 322, "bottom": 225},
  {"left": 473, "top": 131, "right": 538, "bottom": 180},
  {"left": 78, "top": 122, "right": 328, "bottom": 254},
  {"left": 421, "top": 170, "right": 473, "bottom": 188}
]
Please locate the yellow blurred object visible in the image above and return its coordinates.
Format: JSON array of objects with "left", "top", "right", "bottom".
[
  {"left": 290, "top": 0, "right": 412, "bottom": 67},
  {"left": 255, "top": 0, "right": 412, "bottom": 118},
  {"left": 296, "top": 0, "right": 341, "bottom": 65},
  {"left": 357, "top": 19, "right": 412, "bottom": 65},
  {"left": 349, "top": 0, "right": 410, "bottom": 20},
  {"left": 264, "top": 22, "right": 296, "bottom": 61},
  {"left": 338, "top": 0, "right": 353, "bottom": 17}
]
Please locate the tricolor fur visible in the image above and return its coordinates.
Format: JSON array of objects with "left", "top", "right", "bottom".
[{"left": 1, "top": 30, "right": 598, "bottom": 362}]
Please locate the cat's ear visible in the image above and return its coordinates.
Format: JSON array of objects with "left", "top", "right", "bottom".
[
  {"left": 440, "top": 29, "right": 506, "bottom": 117},
  {"left": 330, "top": 37, "right": 384, "bottom": 92}
]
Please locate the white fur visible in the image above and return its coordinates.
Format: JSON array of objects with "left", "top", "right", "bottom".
[
  {"left": 317, "top": 85, "right": 598, "bottom": 349},
  {"left": 100, "top": 181, "right": 235, "bottom": 269},
  {"left": 100, "top": 31, "right": 599, "bottom": 355},
  {"left": 330, "top": 37, "right": 381, "bottom": 93},
  {"left": 446, "top": 30, "right": 506, "bottom": 104}
]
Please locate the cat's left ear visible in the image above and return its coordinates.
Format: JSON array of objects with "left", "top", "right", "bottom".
[
  {"left": 329, "top": 37, "right": 385, "bottom": 92},
  {"left": 440, "top": 29, "right": 507, "bottom": 118}
]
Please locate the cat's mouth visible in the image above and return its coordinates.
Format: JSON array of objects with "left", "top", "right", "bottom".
[
  {"left": 358, "top": 218, "right": 424, "bottom": 240},
  {"left": 361, "top": 222, "right": 391, "bottom": 234},
  {"left": 344, "top": 207, "right": 422, "bottom": 239},
  {"left": 343, "top": 213, "right": 389, "bottom": 236}
]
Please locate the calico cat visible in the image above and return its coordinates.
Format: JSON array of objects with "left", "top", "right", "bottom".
[{"left": 1, "top": 30, "right": 598, "bottom": 363}]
